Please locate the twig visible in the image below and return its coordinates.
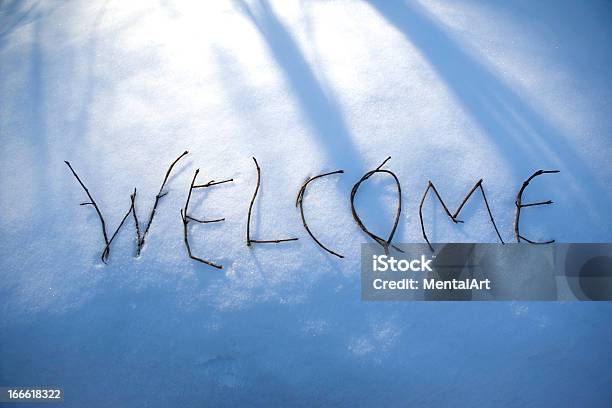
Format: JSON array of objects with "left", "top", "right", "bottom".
[
  {"left": 519, "top": 200, "right": 553, "bottom": 208},
  {"left": 419, "top": 179, "right": 505, "bottom": 252},
  {"left": 246, "top": 157, "right": 299, "bottom": 246},
  {"left": 194, "top": 179, "right": 233, "bottom": 188},
  {"left": 65, "top": 160, "right": 110, "bottom": 257},
  {"left": 350, "top": 157, "right": 403, "bottom": 254},
  {"left": 475, "top": 181, "right": 504, "bottom": 245},
  {"left": 181, "top": 169, "right": 233, "bottom": 269},
  {"left": 249, "top": 238, "right": 299, "bottom": 244},
  {"left": 101, "top": 188, "right": 137, "bottom": 263},
  {"left": 131, "top": 189, "right": 142, "bottom": 251},
  {"left": 514, "top": 169, "right": 560, "bottom": 244},
  {"left": 517, "top": 234, "right": 554, "bottom": 245},
  {"left": 186, "top": 215, "right": 225, "bottom": 223},
  {"left": 137, "top": 151, "right": 189, "bottom": 255},
  {"left": 296, "top": 170, "right": 345, "bottom": 258}
]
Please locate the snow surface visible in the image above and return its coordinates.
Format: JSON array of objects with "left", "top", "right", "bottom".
[{"left": 1, "top": 0, "right": 611, "bottom": 406}]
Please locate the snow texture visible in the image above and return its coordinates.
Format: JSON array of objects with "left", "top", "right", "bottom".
[{"left": 1, "top": 0, "right": 611, "bottom": 406}]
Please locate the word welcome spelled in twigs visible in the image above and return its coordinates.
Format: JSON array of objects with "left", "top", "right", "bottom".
[{"left": 65, "top": 152, "right": 560, "bottom": 269}]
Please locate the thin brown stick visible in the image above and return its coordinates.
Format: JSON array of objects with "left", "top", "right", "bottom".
[
  {"left": 477, "top": 182, "right": 505, "bottom": 245},
  {"left": 194, "top": 179, "right": 233, "bottom": 188},
  {"left": 419, "top": 183, "right": 435, "bottom": 252},
  {"left": 451, "top": 181, "right": 480, "bottom": 219},
  {"left": 419, "top": 179, "right": 505, "bottom": 252},
  {"left": 428, "top": 182, "right": 458, "bottom": 222},
  {"left": 186, "top": 215, "right": 225, "bottom": 223},
  {"left": 130, "top": 189, "right": 142, "bottom": 252},
  {"left": 518, "top": 234, "right": 555, "bottom": 245},
  {"left": 249, "top": 238, "right": 299, "bottom": 244},
  {"left": 137, "top": 151, "right": 189, "bottom": 255},
  {"left": 101, "top": 188, "right": 137, "bottom": 263},
  {"left": 296, "top": 170, "right": 344, "bottom": 258},
  {"left": 246, "top": 157, "right": 259, "bottom": 246},
  {"left": 519, "top": 200, "right": 553, "bottom": 208},
  {"left": 246, "top": 157, "right": 299, "bottom": 246},
  {"left": 65, "top": 160, "right": 110, "bottom": 255},
  {"left": 181, "top": 169, "right": 233, "bottom": 269},
  {"left": 350, "top": 157, "right": 403, "bottom": 254},
  {"left": 514, "top": 169, "right": 560, "bottom": 243}
]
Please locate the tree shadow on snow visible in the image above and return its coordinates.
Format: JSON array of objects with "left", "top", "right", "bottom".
[
  {"left": 228, "top": 0, "right": 407, "bottom": 247},
  {"left": 365, "top": 0, "right": 611, "bottom": 235}
]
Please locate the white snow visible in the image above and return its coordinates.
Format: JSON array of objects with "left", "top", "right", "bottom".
[{"left": 1, "top": 0, "right": 611, "bottom": 406}]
